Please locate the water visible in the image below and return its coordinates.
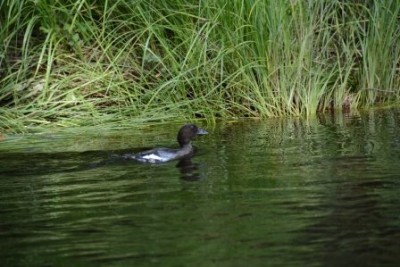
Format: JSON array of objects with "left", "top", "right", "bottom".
[{"left": 1, "top": 109, "right": 400, "bottom": 267}]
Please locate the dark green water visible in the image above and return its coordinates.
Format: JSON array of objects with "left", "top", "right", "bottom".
[{"left": 1, "top": 110, "right": 400, "bottom": 267}]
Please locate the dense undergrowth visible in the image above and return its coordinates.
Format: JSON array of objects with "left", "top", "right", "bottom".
[{"left": 1, "top": 0, "right": 400, "bottom": 132}]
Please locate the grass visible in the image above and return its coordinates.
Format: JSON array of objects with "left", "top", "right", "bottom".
[{"left": 1, "top": 0, "right": 400, "bottom": 132}]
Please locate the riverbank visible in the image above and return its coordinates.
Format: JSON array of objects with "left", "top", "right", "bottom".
[{"left": 1, "top": 0, "right": 400, "bottom": 132}]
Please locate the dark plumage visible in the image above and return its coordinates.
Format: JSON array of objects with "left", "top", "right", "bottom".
[{"left": 125, "top": 124, "right": 208, "bottom": 163}]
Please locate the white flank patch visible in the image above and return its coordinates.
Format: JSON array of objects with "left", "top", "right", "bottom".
[{"left": 142, "top": 154, "right": 164, "bottom": 161}]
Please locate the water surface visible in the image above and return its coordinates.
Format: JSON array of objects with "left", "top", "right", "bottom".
[{"left": 1, "top": 109, "right": 400, "bottom": 267}]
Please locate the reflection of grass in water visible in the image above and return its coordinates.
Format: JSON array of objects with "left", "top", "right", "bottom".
[
  {"left": 0, "top": 123, "right": 159, "bottom": 153},
  {"left": 1, "top": 1, "right": 400, "bottom": 132}
]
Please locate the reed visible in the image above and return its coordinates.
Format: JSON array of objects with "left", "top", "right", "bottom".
[{"left": 1, "top": 0, "right": 399, "bottom": 132}]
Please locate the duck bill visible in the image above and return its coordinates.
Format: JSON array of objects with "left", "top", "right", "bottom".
[{"left": 196, "top": 128, "right": 208, "bottom": 135}]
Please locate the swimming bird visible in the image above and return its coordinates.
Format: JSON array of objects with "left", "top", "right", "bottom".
[{"left": 124, "top": 124, "right": 208, "bottom": 163}]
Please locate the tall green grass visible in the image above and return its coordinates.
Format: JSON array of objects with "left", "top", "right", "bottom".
[{"left": 1, "top": 0, "right": 400, "bottom": 132}]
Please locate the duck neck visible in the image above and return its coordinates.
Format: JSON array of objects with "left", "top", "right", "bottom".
[
  {"left": 180, "top": 142, "right": 193, "bottom": 151},
  {"left": 175, "top": 143, "right": 193, "bottom": 158}
]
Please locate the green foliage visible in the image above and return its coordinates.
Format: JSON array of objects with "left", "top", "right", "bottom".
[{"left": 1, "top": 0, "right": 400, "bottom": 132}]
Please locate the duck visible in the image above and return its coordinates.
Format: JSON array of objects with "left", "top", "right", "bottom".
[{"left": 124, "top": 124, "right": 208, "bottom": 163}]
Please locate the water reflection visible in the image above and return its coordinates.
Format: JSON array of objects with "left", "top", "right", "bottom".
[
  {"left": 1, "top": 109, "right": 400, "bottom": 266},
  {"left": 176, "top": 158, "right": 202, "bottom": 181},
  {"left": 300, "top": 174, "right": 400, "bottom": 266}
]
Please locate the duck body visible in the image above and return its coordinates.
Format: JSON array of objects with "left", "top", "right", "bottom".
[{"left": 125, "top": 124, "right": 208, "bottom": 164}]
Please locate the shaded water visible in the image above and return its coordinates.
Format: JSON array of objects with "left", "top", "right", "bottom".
[{"left": 1, "top": 109, "right": 400, "bottom": 267}]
